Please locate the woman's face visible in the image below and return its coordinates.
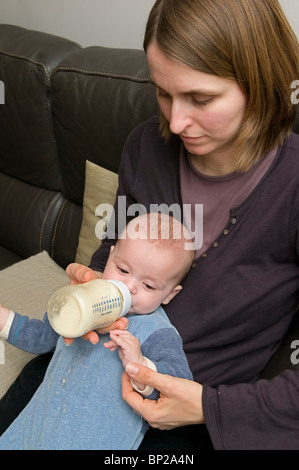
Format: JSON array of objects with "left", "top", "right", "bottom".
[{"left": 147, "top": 43, "right": 247, "bottom": 175}]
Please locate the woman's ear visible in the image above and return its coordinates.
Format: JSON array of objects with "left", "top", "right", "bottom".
[{"left": 161, "top": 285, "right": 182, "bottom": 305}]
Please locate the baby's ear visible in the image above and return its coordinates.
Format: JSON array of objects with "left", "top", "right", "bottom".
[{"left": 161, "top": 285, "right": 182, "bottom": 305}]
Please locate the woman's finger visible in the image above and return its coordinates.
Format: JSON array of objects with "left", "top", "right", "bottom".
[
  {"left": 65, "top": 263, "right": 99, "bottom": 285},
  {"left": 122, "top": 363, "right": 204, "bottom": 429},
  {"left": 95, "top": 316, "right": 129, "bottom": 335}
]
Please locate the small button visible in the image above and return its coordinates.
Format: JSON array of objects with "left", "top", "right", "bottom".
[
  {"left": 213, "top": 242, "right": 219, "bottom": 248},
  {"left": 202, "top": 253, "right": 208, "bottom": 259},
  {"left": 192, "top": 262, "right": 197, "bottom": 269},
  {"left": 223, "top": 229, "right": 230, "bottom": 236},
  {"left": 230, "top": 218, "right": 237, "bottom": 225}
]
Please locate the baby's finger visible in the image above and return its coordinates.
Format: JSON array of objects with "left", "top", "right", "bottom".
[
  {"left": 103, "top": 339, "right": 118, "bottom": 351},
  {"left": 109, "top": 329, "right": 132, "bottom": 339},
  {"left": 109, "top": 331, "right": 132, "bottom": 349}
]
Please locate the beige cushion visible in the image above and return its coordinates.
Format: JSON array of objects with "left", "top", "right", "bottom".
[
  {"left": 0, "top": 251, "right": 69, "bottom": 398},
  {"left": 75, "top": 160, "right": 118, "bottom": 266}
]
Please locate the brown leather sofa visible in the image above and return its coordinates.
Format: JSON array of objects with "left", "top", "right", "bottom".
[
  {"left": 0, "top": 24, "right": 158, "bottom": 270},
  {"left": 0, "top": 24, "right": 298, "bottom": 384}
]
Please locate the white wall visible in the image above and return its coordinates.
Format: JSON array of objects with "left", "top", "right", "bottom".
[
  {"left": 280, "top": 0, "right": 299, "bottom": 39},
  {"left": 0, "top": 0, "right": 156, "bottom": 49},
  {"left": 0, "top": 0, "right": 298, "bottom": 49}
]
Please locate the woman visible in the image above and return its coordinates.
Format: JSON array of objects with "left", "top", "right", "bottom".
[{"left": 85, "top": 0, "right": 299, "bottom": 449}]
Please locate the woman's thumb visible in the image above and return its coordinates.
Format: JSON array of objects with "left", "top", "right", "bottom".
[{"left": 125, "top": 362, "right": 162, "bottom": 390}]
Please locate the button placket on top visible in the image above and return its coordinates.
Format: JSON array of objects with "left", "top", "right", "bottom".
[{"left": 201, "top": 215, "right": 238, "bottom": 259}]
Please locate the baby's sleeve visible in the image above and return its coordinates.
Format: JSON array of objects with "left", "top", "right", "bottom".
[{"left": 7, "top": 312, "right": 59, "bottom": 354}]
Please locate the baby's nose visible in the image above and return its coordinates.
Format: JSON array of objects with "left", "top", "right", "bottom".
[{"left": 126, "top": 279, "right": 137, "bottom": 295}]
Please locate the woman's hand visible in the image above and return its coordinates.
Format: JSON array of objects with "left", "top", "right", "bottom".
[
  {"left": 63, "top": 263, "right": 129, "bottom": 346},
  {"left": 122, "top": 362, "right": 205, "bottom": 430},
  {"left": 63, "top": 317, "right": 129, "bottom": 346},
  {"left": 66, "top": 262, "right": 100, "bottom": 285}
]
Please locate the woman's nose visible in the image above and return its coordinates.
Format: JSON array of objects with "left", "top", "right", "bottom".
[{"left": 169, "top": 102, "right": 193, "bottom": 135}]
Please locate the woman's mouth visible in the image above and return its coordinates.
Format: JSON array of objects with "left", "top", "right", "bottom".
[{"left": 180, "top": 135, "right": 205, "bottom": 144}]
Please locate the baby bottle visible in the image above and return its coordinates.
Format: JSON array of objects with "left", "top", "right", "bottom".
[{"left": 47, "top": 279, "right": 131, "bottom": 337}]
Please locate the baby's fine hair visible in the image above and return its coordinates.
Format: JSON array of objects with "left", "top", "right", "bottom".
[{"left": 123, "top": 212, "right": 195, "bottom": 279}]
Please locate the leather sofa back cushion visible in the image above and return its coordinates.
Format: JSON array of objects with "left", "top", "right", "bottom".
[
  {"left": 0, "top": 25, "right": 81, "bottom": 192},
  {"left": 51, "top": 46, "right": 158, "bottom": 204}
]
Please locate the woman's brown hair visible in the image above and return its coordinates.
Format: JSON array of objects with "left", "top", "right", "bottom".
[{"left": 144, "top": 0, "right": 299, "bottom": 172}]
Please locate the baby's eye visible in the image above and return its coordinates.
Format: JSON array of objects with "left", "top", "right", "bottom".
[
  {"left": 143, "top": 283, "right": 156, "bottom": 291},
  {"left": 117, "top": 266, "right": 129, "bottom": 274}
]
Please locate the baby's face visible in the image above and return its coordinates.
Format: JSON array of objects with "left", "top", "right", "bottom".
[{"left": 102, "top": 237, "right": 183, "bottom": 314}]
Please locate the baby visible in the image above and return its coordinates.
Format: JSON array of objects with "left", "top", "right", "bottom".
[{"left": 0, "top": 213, "right": 194, "bottom": 450}]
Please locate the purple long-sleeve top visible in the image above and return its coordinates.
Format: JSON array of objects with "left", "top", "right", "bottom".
[{"left": 90, "top": 116, "right": 299, "bottom": 449}]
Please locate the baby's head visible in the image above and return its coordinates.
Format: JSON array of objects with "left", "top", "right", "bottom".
[{"left": 102, "top": 213, "right": 195, "bottom": 314}]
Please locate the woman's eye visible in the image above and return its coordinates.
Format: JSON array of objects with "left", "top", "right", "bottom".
[
  {"left": 157, "top": 89, "right": 170, "bottom": 99},
  {"left": 193, "top": 97, "right": 213, "bottom": 107}
]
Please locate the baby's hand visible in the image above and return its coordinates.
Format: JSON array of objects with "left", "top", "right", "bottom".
[
  {"left": 104, "top": 329, "right": 147, "bottom": 391},
  {"left": 0, "top": 304, "right": 11, "bottom": 331},
  {"left": 104, "top": 329, "right": 145, "bottom": 368},
  {"left": 105, "top": 329, "right": 157, "bottom": 395}
]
